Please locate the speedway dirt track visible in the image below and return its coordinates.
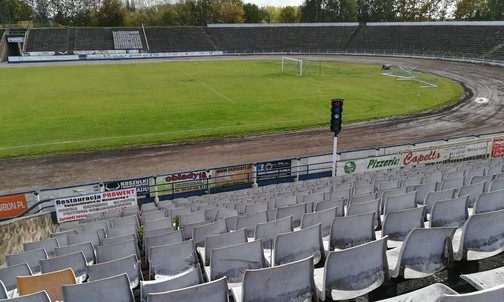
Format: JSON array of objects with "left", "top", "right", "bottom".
[{"left": 0, "top": 55, "right": 503, "bottom": 194}]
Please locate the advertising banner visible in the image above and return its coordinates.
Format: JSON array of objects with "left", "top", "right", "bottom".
[
  {"left": 492, "top": 139, "right": 504, "bottom": 158},
  {"left": 337, "top": 155, "right": 400, "bottom": 175},
  {"left": 400, "top": 149, "right": 442, "bottom": 167},
  {"left": 54, "top": 189, "right": 137, "bottom": 223},
  {"left": 156, "top": 171, "right": 209, "bottom": 196},
  {"left": 257, "top": 160, "right": 292, "bottom": 181},
  {"left": 0, "top": 194, "right": 28, "bottom": 219},
  {"left": 104, "top": 177, "right": 150, "bottom": 197},
  {"left": 441, "top": 141, "right": 488, "bottom": 161},
  {"left": 214, "top": 165, "right": 253, "bottom": 187}
]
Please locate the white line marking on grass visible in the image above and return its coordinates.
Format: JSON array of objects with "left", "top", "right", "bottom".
[
  {"left": 305, "top": 77, "right": 410, "bottom": 107},
  {"left": 176, "top": 67, "right": 235, "bottom": 104}
]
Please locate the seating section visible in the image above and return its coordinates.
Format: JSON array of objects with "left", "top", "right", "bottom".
[
  {"left": 21, "top": 24, "right": 504, "bottom": 60},
  {"left": 113, "top": 31, "right": 143, "bottom": 50},
  {"left": 2, "top": 157, "right": 504, "bottom": 301}
]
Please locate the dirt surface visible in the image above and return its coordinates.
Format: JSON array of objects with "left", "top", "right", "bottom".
[{"left": 0, "top": 55, "right": 503, "bottom": 195}]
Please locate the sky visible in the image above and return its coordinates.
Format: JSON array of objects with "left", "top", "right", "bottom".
[{"left": 244, "top": 0, "right": 304, "bottom": 7}]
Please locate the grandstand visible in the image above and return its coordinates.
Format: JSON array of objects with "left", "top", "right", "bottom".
[
  {"left": 1, "top": 20, "right": 504, "bottom": 302},
  {"left": 6, "top": 21, "right": 504, "bottom": 62}
]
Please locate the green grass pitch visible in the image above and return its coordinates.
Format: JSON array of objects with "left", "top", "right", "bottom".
[{"left": 0, "top": 60, "right": 463, "bottom": 158}]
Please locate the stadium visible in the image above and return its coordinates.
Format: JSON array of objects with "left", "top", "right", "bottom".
[{"left": 0, "top": 19, "right": 504, "bottom": 301}]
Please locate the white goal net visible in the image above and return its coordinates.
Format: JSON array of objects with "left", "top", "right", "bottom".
[{"left": 282, "top": 57, "right": 305, "bottom": 76}]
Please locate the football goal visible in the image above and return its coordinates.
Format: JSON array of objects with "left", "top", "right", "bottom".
[{"left": 281, "top": 57, "right": 305, "bottom": 76}]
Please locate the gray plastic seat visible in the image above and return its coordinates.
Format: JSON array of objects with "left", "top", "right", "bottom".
[
  {"left": 62, "top": 273, "right": 134, "bottom": 302},
  {"left": 381, "top": 206, "right": 425, "bottom": 248},
  {"left": 112, "top": 215, "right": 139, "bottom": 228},
  {"left": 473, "top": 189, "right": 504, "bottom": 214},
  {"left": 274, "top": 223, "right": 324, "bottom": 266},
  {"left": 207, "top": 239, "right": 266, "bottom": 283},
  {"left": 434, "top": 284, "right": 504, "bottom": 301},
  {"left": 401, "top": 177, "right": 423, "bottom": 188},
  {"left": 179, "top": 211, "right": 206, "bottom": 227},
  {"left": 461, "top": 266, "right": 504, "bottom": 290},
  {"left": 87, "top": 254, "right": 142, "bottom": 289},
  {"left": 354, "top": 184, "right": 375, "bottom": 195},
  {"left": 348, "top": 193, "right": 377, "bottom": 205},
  {"left": 106, "top": 224, "right": 138, "bottom": 241},
  {"left": 275, "top": 203, "right": 307, "bottom": 228},
  {"left": 301, "top": 207, "right": 337, "bottom": 237},
  {"left": 430, "top": 195, "right": 468, "bottom": 227},
  {"left": 274, "top": 196, "right": 297, "bottom": 208},
  {"left": 181, "top": 221, "right": 208, "bottom": 240},
  {"left": 95, "top": 239, "right": 138, "bottom": 263},
  {"left": 23, "top": 238, "right": 60, "bottom": 258},
  {"left": 236, "top": 210, "right": 268, "bottom": 238},
  {"left": 457, "top": 181, "right": 485, "bottom": 206},
  {"left": 101, "top": 233, "right": 136, "bottom": 246},
  {"left": 0, "top": 290, "right": 51, "bottom": 302},
  {"left": 314, "top": 236, "right": 388, "bottom": 301},
  {"left": 387, "top": 227, "right": 456, "bottom": 279},
  {"left": 411, "top": 182, "right": 437, "bottom": 204},
  {"left": 202, "top": 228, "right": 247, "bottom": 266},
  {"left": 315, "top": 198, "right": 344, "bottom": 216},
  {"left": 231, "top": 256, "right": 317, "bottom": 302},
  {"left": 149, "top": 239, "right": 198, "bottom": 279},
  {"left": 143, "top": 217, "right": 173, "bottom": 231},
  {"left": 489, "top": 178, "right": 504, "bottom": 191},
  {"left": 453, "top": 208, "right": 504, "bottom": 261},
  {"left": 381, "top": 187, "right": 408, "bottom": 203},
  {"left": 329, "top": 212, "right": 376, "bottom": 251},
  {"left": 5, "top": 248, "right": 47, "bottom": 275},
  {"left": 140, "top": 265, "right": 204, "bottom": 302},
  {"left": 0, "top": 281, "right": 7, "bottom": 300},
  {"left": 145, "top": 229, "right": 183, "bottom": 259},
  {"left": 0, "top": 263, "right": 32, "bottom": 298},
  {"left": 424, "top": 188, "right": 457, "bottom": 213},
  {"left": 245, "top": 203, "right": 268, "bottom": 214},
  {"left": 440, "top": 177, "right": 465, "bottom": 191},
  {"left": 215, "top": 209, "right": 239, "bottom": 221},
  {"left": 49, "top": 229, "right": 77, "bottom": 241},
  {"left": 141, "top": 210, "right": 167, "bottom": 224},
  {"left": 192, "top": 219, "right": 227, "bottom": 247},
  {"left": 147, "top": 277, "right": 229, "bottom": 302},
  {"left": 80, "top": 221, "right": 109, "bottom": 233},
  {"left": 383, "top": 191, "right": 417, "bottom": 216},
  {"left": 40, "top": 251, "right": 87, "bottom": 283},
  {"left": 54, "top": 241, "right": 95, "bottom": 265},
  {"left": 67, "top": 231, "right": 101, "bottom": 247},
  {"left": 346, "top": 199, "right": 380, "bottom": 229},
  {"left": 375, "top": 283, "right": 457, "bottom": 302}
]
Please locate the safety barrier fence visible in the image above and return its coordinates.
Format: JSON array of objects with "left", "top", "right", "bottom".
[{"left": 1, "top": 131, "right": 503, "bottom": 222}]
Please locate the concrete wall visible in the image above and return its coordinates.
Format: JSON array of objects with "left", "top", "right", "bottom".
[{"left": 0, "top": 212, "right": 55, "bottom": 265}]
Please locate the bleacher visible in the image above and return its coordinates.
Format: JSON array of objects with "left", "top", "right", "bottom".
[
  {"left": 347, "top": 23, "right": 504, "bottom": 58},
  {"left": 113, "top": 31, "right": 143, "bottom": 50},
  {"left": 2, "top": 156, "right": 503, "bottom": 301},
  {"left": 18, "top": 22, "right": 504, "bottom": 61},
  {"left": 206, "top": 24, "right": 358, "bottom": 53},
  {"left": 24, "top": 28, "right": 69, "bottom": 53},
  {"left": 144, "top": 27, "right": 215, "bottom": 53}
]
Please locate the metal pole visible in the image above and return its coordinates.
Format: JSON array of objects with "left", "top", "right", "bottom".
[{"left": 332, "top": 135, "right": 338, "bottom": 177}]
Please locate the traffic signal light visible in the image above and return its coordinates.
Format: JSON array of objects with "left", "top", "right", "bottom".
[{"left": 330, "top": 98, "right": 344, "bottom": 134}]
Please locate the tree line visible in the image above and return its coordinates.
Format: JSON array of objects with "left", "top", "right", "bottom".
[{"left": 0, "top": 0, "right": 502, "bottom": 28}]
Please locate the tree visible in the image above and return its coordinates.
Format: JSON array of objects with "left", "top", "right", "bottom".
[
  {"left": 218, "top": 1, "right": 244, "bottom": 23},
  {"left": 260, "top": 6, "right": 280, "bottom": 23},
  {"left": 95, "top": 0, "right": 127, "bottom": 26},
  {"left": 324, "top": 0, "right": 357, "bottom": 21},
  {"left": 278, "top": 6, "right": 298, "bottom": 22},
  {"left": 158, "top": 4, "right": 180, "bottom": 25},
  {"left": 299, "top": 0, "right": 323, "bottom": 22},
  {"left": 0, "top": 0, "right": 33, "bottom": 24},
  {"left": 454, "top": 0, "right": 486, "bottom": 19},
  {"left": 243, "top": 3, "right": 261, "bottom": 22}
]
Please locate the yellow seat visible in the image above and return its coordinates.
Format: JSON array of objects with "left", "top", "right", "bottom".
[{"left": 17, "top": 268, "right": 77, "bottom": 302}]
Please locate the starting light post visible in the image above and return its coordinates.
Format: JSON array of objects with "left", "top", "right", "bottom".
[{"left": 330, "top": 99, "right": 344, "bottom": 177}]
